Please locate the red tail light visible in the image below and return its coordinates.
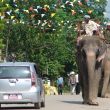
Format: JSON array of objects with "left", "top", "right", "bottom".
[{"left": 31, "top": 73, "right": 36, "bottom": 86}]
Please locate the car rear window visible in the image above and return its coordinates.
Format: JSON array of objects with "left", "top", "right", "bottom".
[{"left": 0, "top": 66, "right": 31, "bottom": 79}]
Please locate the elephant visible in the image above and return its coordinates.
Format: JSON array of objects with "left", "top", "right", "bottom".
[
  {"left": 99, "top": 44, "right": 110, "bottom": 98},
  {"left": 77, "top": 36, "right": 107, "bottom": 105}
]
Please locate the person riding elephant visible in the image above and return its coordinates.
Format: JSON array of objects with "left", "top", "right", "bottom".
[
  {"left": 77, "top": 36, "right": 107, "bottom": 105},
  {"left": 77, "top": 15, "right": 105, "bottom": 46}
]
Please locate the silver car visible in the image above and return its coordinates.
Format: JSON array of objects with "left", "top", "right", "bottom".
[{"left": 0, "top": 62, "right": 45, "bottom": 109}]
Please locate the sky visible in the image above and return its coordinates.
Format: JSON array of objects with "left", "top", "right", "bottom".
[{"left": 105, "top": 0, "right": 110, "bottom": 19}]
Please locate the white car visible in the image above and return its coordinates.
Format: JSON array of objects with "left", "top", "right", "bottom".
[{"left": 0, "top": 62, "right": 45, "bottom": 109}]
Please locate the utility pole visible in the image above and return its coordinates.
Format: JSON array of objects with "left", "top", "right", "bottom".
[
  {"left": 46, "top": 63, "right": 48, "bottom": 75},
  {"left": 5, "top": 20, "right": 11, "bottom": 61},
  {"left": 5, "top": 35, "right": 9, "bottom": 61}
]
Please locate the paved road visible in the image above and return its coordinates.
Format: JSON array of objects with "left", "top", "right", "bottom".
[
  {"left": 1, "top": 94, "right": 110, "bottom": 110},
  {"left": 42, "top": 94, "right": 110, "bottom": 110}
]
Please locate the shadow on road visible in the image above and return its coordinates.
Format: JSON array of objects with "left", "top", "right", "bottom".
[
  {"left": 0, "top": 106, "right": 35, "bottom": 110},
  {"left": 60, "top": 100, "right": 82, "bottom": 105}
]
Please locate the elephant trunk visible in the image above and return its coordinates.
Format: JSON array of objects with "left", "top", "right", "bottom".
[{"left": 86, "top": 51, "right": 97, "bottom": 101}]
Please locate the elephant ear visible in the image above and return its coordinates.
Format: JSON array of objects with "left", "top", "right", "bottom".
[
  {"left": 97, "top": 40, "right": 107, "bottom": 62},
  {"left": 78, "top": 36, "right": 86, "bottom": 49}
]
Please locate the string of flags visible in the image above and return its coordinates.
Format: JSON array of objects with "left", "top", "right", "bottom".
[{"left": 0, "top": 0, "right": 103, "bottom": 32}]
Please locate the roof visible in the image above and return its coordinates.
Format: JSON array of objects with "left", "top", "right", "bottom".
[{"left": 0, "top": 62, "right": 36, "bottom": 66}]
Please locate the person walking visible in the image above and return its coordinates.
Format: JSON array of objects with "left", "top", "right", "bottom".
[
  {"left": 68, "top": 71, "right": 76, "bottom": 95},
  {"left": 57, "top": 76, "right": 64, "bottom": 95},
  {"left": 75, "top": 74, "right": 80, "bottom": 95}
]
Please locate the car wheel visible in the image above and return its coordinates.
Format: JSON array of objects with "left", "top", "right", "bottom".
[
  {"left": 34, "top": 102, "right": 40, "bottom": 109},
  {"left": 41, "top": 101, "right": 45, "bottom": 107},
  {"left": 0, "top": 104, "right": 1, "bottom": 108}
]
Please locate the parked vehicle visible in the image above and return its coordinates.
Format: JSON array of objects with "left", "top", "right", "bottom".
[{"left": 0, "top": 62, "right": 45, "bottom": 109}]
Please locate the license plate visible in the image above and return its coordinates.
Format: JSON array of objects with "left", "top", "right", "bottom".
[{"left": 8, "top": 94, "right": 18, "bottom": 100}]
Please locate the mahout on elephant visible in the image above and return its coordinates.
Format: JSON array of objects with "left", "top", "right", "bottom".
[{"left": 76, "top": 35, "right": 107, "bottom": 105}]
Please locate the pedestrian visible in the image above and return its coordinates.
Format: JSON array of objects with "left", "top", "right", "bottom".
[
  {"left": 68, "top": 71, "right": 76, "bottom": 95},
  {"left": 57, "top": 75, "right": 64, "bottom": 95},
  {"left": 75, "top": 74, "right": 80, "bottom": 95}
]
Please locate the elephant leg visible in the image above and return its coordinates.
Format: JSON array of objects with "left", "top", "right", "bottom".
[
  {"left": 79, "top": 71, "right": 88, "bottom": 104},
  {"left": 82, "top": 73, "right": 90, "bottom": 104},
  {"left": 79, "top": 73, "right": 85, "bottom": 103},
  {"left": 94, "top": 68, "right": 101, "bottom": 98},
  {"left": 87, "top": 73, "right": 100, "bottom": 106},
  {"left": 105, "top": 81, "right": 110, "bottom": 98},
  {"left": 101, "top": 73, "right": 109, "bottom": 98},
  {"left": 87, "top": 99, "right": 99, "bottom": 106}
]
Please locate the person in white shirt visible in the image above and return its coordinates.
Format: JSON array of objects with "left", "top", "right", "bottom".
[
  {"left": 77, "top": 15, "right": 102, "bottom": 46},
  {"left": 82, "top": 15, "right": 100, "bottom": 36},
  {"left": 68, "top": 71, "right": 76, "bottom": 94}
]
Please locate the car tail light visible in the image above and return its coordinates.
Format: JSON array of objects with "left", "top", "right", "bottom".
[{"left": 31, "top": 73, "right": 36, "bottom": 86}]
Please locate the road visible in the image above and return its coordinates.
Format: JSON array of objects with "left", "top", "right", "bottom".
[{"left": 1, "top": 94, "right": 110, "bottom": 110}]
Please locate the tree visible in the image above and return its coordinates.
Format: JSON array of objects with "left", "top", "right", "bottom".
[{"left": 0, "top": 0, "right": 107, "bottom": 80}]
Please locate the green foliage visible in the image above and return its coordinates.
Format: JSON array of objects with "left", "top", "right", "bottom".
[{"left": 0, "top": 0, "right": 107, "bottom": 80}]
